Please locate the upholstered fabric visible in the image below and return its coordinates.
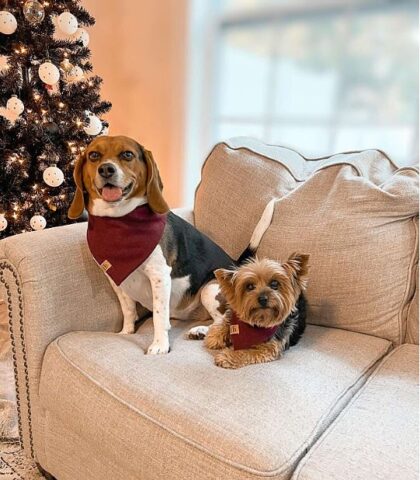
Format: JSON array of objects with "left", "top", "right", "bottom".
[
  {"left": 292, "top": 344, "right": 419, "bottom": 480},
  {"left": 0, "top": 222, "right": 123, "bottom": 458},
  {"left": 194, "top": 140, "right": 300, "bottom": 260},
  {"left": 39, "top": 320, "right": 390, "bottom": 480},
  {"left": 405, "top": 219, "right": 419, "bottom": 345},
  {"left": 406, "top": 264, "right": 419, "bottom": 344},
  {"left": 258, "top": 164, "right": 418, "bottom": 345},
  {"left": 0, "top": 207, "right": 193, "bottom": 459},
  {"left": 195, "top": 138, "right": 419, "bottom": 344}
]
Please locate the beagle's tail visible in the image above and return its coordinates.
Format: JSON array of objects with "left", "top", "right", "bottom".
[{"left": 237, "top": 198, "right": 276, "bottom": 264}]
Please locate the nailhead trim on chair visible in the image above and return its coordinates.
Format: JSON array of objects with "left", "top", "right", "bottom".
[{"left": 0, "top": 261, "right": 34, "bottom": 458}]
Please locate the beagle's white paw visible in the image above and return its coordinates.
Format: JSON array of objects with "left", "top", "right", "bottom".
[
  {"left": 118, "top": 325, "right": 135, "bottom": 335},
  {"left": 147, "top": 337, "right": 170, "bottom": 355}
]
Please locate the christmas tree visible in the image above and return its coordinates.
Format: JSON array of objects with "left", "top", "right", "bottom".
[{"left": 0, "top": 0, "right": 111, "bottom": 238}]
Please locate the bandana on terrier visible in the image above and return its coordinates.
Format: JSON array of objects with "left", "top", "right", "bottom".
[
  {"left": 229, "top": 311, "right": 278, "bottom": 350},
  {"left": 87, "top": 204, "right": 167, "bottom": 286}
]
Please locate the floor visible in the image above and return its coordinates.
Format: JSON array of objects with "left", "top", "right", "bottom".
[{"left": 0, "top": 441, "right": 45, "bottom": 479}]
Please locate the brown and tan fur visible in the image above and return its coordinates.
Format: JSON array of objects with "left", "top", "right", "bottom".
[
  {"left": 68, "top": 136, "right": 168, "bottom": 220},
  {"left": 205, "top": 255, "right": 309, "bottom": 369}
]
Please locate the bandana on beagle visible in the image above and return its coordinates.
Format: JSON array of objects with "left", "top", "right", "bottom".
[{"left": 68, "top": 135, "right": 275, "bottom": 355}]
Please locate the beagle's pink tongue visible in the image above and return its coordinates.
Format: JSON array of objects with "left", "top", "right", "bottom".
[{"left": 102, "top": 185, "right": 123, "bottom": 202}]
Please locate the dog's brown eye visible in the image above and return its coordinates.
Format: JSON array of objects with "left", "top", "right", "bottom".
[
  {"left": 88, "top": 151, "right": 101, "bottom": 161},
  {"left": 246, "top": 283, "right": 255, "bottom": 291},
  {"left": 120, "top": 151, "right": 134, "bottom": 161},
  {"left": 269, "top": 280, "right": 279, "bottom": 290}
]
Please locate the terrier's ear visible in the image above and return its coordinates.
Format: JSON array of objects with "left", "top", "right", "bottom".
[
  {"left": 283, "top": 253, "right": 310, "bottom": 290},
  {"left": 141, "top": 147, "right": 170, "bottom": 214},
  {"left": 214, "top": 268, "right": 236, "bottom": 295},
  {"left": 68, "top": 152, "right": 87, "bottom": 219}
]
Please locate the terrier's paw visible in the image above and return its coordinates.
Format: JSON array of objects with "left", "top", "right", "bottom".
[
  {"left": 214, "top": 349, "right": 240, "bottom": 369},
  {"left": 204, "top": 325, "right": 230, "bottom": 350},
  {"left": 186, "top": 325, "right": 209, "bottom": 340},
  {"left": 147, "top": 338, "right": 170, "bottom": 355}
]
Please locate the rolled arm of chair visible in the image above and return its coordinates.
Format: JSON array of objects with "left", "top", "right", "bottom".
[{"left": 0, "top": 222, "right": 122, "bottom": 456}]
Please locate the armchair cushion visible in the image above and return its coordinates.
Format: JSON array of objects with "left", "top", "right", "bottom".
[
  {"left": 195, "top": 138, "right": 419, "bottom": 344},
  {"left": 292, "top": 344, "right": 419, "bottom": 480},
  {"left": 38, "top": 320, "right": 390, "bottom": 480}
]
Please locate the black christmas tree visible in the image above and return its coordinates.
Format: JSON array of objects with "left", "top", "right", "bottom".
[{"left": 0, "top": 0, "right": 111, "bottom": 238}]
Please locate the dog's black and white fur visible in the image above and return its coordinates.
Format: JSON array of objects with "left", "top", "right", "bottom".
[
  {"left": 108, "top": 199, "right": 276, "bottom": 354},
  {"left": 69, "top": 135, "right": 276, "bottom": 354}
]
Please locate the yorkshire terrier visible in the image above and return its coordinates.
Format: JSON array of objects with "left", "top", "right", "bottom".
[{"left": 204, "top": 254, "right": 309, "bottom": 369}]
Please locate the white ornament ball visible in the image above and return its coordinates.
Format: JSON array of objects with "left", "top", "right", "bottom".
[
  {"left": 30, "top": 214, "right": 46, "bottom": 231},
  {"left": 6, "top": 96, "right": 24, "bottom": 115},
  {"left": 0, "top": 11, "right": 17, "bottom": 35},
  {"left": 71, "top": 27, "right": 89, "bottom": 47},
  {"left": 38, "top": 61, "right": 60, "bottom": 85},
  {"left": 84, "top": 114, "right": 102, "bottom": 136},
  {"left": 0, "top": 55, "right": 9, "bottom": 71},
  {"left": 57, "top": 11, "right": 78, "bottom": 35},
  {"left": 43, "top": 165, "right": 64, "bottom": 187},
  {"left": 0, "top": 215, "right": 8, "bottom": 232},
  {"left": 66, "top": 65, "right": 83, "bottom": 83}
]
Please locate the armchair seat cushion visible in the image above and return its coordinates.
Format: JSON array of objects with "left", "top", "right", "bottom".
[
  {"left": 39, "top": 320, "right": 390, "bottom": 480},
  {"left": 292, "top": 344, "right": 419, "bottom": 480}
]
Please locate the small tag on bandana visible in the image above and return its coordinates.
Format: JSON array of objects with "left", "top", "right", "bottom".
[
  {"left": 100, "top": 260, "right": 112, "bottom": 272},
  {"left": 230, "top": 324, "right": 240, "bottom": 335}
]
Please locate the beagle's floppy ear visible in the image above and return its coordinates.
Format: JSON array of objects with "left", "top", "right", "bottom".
[
  {"left": 142, "top": 148, "right": 170, "bottom": 214},
  {"left": 68, "top": 152, "right": 87, "bottom": 219}
]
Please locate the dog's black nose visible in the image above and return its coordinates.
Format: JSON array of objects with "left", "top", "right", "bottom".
[
  {"left": 98, "top": 163, "right": 116, "bottom": 179},
  {"left": 258, "top": 295, "right": 268, "bottom": 307}
]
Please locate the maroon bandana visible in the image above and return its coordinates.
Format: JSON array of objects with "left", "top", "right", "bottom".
[
  {"left": 229, "top": 311, "right": 278, "bottom": 350},
  {"left": 87, "top": 204, "right": 167, "bottom": 286}
]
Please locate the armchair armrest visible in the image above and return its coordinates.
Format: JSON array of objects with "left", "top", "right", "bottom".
[{"left": 0, "top": 222, "right": 121, "bottom": 456}]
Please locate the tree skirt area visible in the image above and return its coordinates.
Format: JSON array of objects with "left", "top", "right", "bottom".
[
  {"left": 0, "top": 300, "right": 44, "bottom": 478},
  {"left": 0, "top": 300, "right": 18, "bottom": 441}
]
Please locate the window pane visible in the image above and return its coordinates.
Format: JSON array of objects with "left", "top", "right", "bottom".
[
  {"left": 274, "top": 16, "right": 343, "bottom": 120},
  {"left": 220, "top": 0, "right": 291, "bottom": 13},
  {"left": 217, "top": 121, "right": 265, "bottom": 140},
  {"left": 340, "top": 8, "right": 418, "bottom": 126},
  {"left": 269, "top": 125, "right": 331, "bottom": 156},
  {"left": 218, "top": 26, "right": 272, "bottom": 117},
  {"left": 334, "top": 126, "right": 415, "bottom": 162}
]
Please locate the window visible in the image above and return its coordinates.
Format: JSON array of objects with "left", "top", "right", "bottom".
[{"left": 185, "top": 0, "right": 418, "bottom": 203}]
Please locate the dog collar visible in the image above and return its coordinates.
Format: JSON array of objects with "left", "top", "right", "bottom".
[
  {"left": 229, "top": 311, "right": 278, "bottom": 350},
  {"left": 87, "top": 204, "right": 167, "bottom": 286}
]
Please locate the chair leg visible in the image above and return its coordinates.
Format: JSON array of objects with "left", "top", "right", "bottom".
[{"left": 36, "top": 463, "right": 57, "bottom": 480}]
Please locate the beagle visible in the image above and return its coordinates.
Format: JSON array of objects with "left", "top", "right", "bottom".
[{"left": 68, "top": 135, "right": 274, "bottom": 354}]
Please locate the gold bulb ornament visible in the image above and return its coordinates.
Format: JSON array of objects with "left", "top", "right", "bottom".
[{"left": 23, "top": 0, "right": 45, "bottom": 25}]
